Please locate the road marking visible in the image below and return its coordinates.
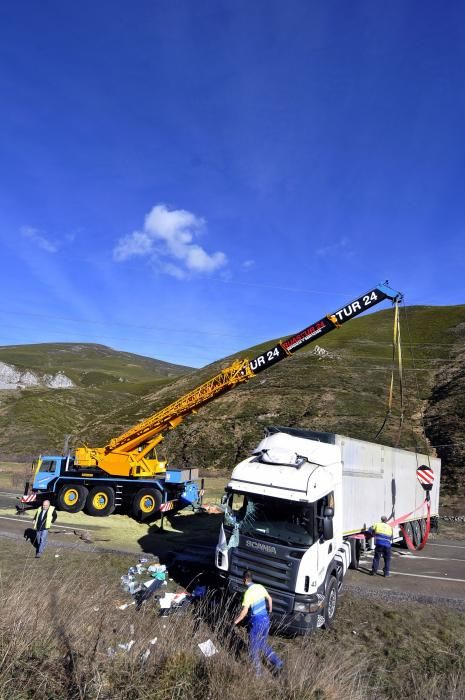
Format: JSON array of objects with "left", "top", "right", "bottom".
[
  {"left": 427, "top": 542, "right": 465, "bottom": 550},
  {"left": 399, "top": 554, "right": 465, "bottom": 563},
  {"left": 365, "top": 552, "right": 465, "bottom": 563},
  {"left": 389, "top": 571, "right": 465, "bottom": 583},
  {"left": 0, "top": 515, "right": 79, "bottom": 532}
]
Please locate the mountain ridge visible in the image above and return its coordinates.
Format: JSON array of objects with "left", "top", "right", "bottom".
[{"left": 0, "top": 307, "right": 464, "bottom": 494}]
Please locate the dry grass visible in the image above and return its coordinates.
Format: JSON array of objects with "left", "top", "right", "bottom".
[{"left": 0, "top": 540, "right": 464, "bottom": 700}]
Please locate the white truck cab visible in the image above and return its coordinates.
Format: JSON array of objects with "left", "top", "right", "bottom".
[{"left": 216, "top": 426, "right": 440, "bottom": 634}]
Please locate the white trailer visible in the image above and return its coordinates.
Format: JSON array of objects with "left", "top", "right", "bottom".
[{"left": 215, "top": 426, "right": 440, "bottom": 634}]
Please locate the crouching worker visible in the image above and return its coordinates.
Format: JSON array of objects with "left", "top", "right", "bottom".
[
  {"left": 32, "top": 500, "right": 57, "bottom": 558},
  {"left": 234, "top": 569, "right": 283, "bottom": 675}
]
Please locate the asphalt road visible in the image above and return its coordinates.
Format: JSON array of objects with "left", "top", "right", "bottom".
[
  {"left": 346, "top": 538, "right": 465, "bottom": 609},
  {"left": 1, "top": 491, "right": 464, "bottom": 608}
]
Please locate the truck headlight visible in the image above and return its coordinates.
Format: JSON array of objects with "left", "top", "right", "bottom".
[{"left": 294, "top": 600, "right": 322, "bottom": 613}]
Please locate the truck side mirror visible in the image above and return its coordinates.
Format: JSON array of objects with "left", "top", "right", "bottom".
[
  {"left": 323, "top": 516, "right": 333, "bottom": 541},
  {"left": 322, "top": 507, "right": 334, "bottom": 540}
]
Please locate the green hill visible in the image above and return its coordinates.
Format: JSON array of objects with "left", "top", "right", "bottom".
[
  {"left": 0, "top": 342, "right": 191, "bottom": 385},
  {"left": 76, "top": 305, "right": 465, "bottom": 496},
  {"left": 0, "top": 343, "right": 192, "bottom": 456},
  {"left": 0, "top": 307, "right": 464, "bottom": 495}
]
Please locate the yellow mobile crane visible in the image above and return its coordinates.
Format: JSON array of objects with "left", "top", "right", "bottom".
[{"left": 21, "top": 282, "right": 401, "bottom": 520}]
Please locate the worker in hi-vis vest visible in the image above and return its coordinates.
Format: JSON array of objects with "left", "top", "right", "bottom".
[
  {"left": 369, "top": 515, "right": 393, "bottom": 577},
  {"left": 234, "top": 569, "right": 283, "bottom": 675},
  {"left": 32, "top": 500, "right": 57, "bottom": 558}
]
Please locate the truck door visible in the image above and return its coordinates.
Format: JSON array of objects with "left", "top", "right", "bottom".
[
  {"left": 32, "top": 458, "right": 61, "bottom": 491},
  {"left": 316, "top": 492, "right": 335, "bottom": 580}
]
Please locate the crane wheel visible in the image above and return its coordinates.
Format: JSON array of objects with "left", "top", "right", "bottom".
[
  {"left": 85, "top": 486, "right": 116, "bottom": 517},
  {"left": 57, "top": 484, "right": 88, "bottom": 513},
  {"left": 132, "top": 488, "right": 162, "bottom": 522}
]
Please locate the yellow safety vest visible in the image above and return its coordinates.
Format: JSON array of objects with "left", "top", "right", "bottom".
[
  {"left": 33, "top": 505, "right": 55, "bottom": 530},
  {"left": 372, "top": 521, "right": 393, "bottom": 547}
]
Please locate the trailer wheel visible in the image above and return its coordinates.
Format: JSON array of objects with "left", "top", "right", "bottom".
[
  {"left": 57, "top": 484, "right": 88, "bottom": 513},
  {"left": 348, "top": 538, "right": 361, "bottom": 569},
  {"left": 402, "top": 521, "right": 414, "bottom": 548},
  {"left": 411, "top": 519, "right": 422, "bottom": 548},
  {"left": 323, "top": 576, "right": 338, "bottom": 629},
  {"left": 85, "top": 486, "right": 115, "bottom": 517},
  {"left": 419, "top": 517, "right": 427, "bottom": 539},
  {"left": 132, "top": 488, "right": 162, "bottom": 522}
]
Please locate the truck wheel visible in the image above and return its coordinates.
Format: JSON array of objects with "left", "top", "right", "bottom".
[
  {"left": 85, "top": 486, "right": 115, "bottom": 517},
  {"left": 411, "top": 519, "right": 422, "bottom": 548},
  {"left": 402, "top": 521, "right": 414, "bottom": 548},
  {"left": 132, "top": 488, "right": 162, "bottom": 522},
  {"left": 323, "top": 576, "right": 338, "bottom": 629},
  {"left": 348, "top": 538, "right": 361, "bottom": 569},
  {"left": 57, "top": 484, "right": 88, "bottom": 513}
]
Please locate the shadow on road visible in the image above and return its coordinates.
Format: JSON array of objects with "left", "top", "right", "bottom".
[{"left": 137, "top": 510, "right": 224, "bottom": 590}]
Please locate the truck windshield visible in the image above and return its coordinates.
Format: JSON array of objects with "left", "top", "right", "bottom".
[{"left": 224, "top": 492, "right": 314, "bottom": 547}]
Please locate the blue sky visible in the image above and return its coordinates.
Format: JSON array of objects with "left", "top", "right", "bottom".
[{"left": 1, "top": 1, "right": 464, "bottom": 367}]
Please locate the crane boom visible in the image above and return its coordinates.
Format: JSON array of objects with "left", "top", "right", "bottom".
[
  {"left": 75, "top": 282, "right": 401, "bottom": 477},
  {"left": 107, "top": 358, "right": 253, "bottom": 453}
]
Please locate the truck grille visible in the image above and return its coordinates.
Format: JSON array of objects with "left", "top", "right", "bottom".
[{"left": 229, "top": 536, "right": 303, "bottom": 614}]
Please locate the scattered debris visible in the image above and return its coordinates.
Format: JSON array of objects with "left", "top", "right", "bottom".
[
  {"left": 118, "top": 640, "right": 135, "bottom": 652},
  {"left": 118, "top": 557, "right": 206, "bottom": 615},
  {"left": 192, "top": 585, "right": 207, "bottom": 598},
  {"left": 198, "top": 639, "right": 218, "bottom": 657},
  {"left": 135, "top": 578, "right": 164, "bottom": 609}
]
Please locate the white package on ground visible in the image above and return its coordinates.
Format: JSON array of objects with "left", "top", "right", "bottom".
[{"left": 198, "top": 639, "right": 218, "bottom": 657}]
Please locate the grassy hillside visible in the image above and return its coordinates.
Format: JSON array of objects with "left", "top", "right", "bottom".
[
  {"left": 1, "top": 539, "right": 465, "bottom": 700},
  {"left": 80, "top": 304, "right": 465, "bottom": 495},
  {"left": 0, "top": 343, "right": 193, "bottom": 456},
  {"left": 0, "top": 307, "right": 464, "bottom": 494},
  {"left": 0, "top": 342, "right": 191, "bottom": 385}
]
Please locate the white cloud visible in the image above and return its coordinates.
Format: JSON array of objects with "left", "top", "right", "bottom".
[
  {"left": 20, "top": 226, "right": 58, "bottom": 253},
  {"left": 113, "top": 204, "right": 227, "bottom": 277},
  {"left": 242, "top": 259, "right": 255, "bottom": 270},
  {"left": 114, "top": 231, "right": 152, "bottom": 261}
]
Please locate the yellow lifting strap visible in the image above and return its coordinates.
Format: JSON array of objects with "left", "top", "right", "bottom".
[{"left": 375, "top": 299, "right": 404, "bottom": 440}]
